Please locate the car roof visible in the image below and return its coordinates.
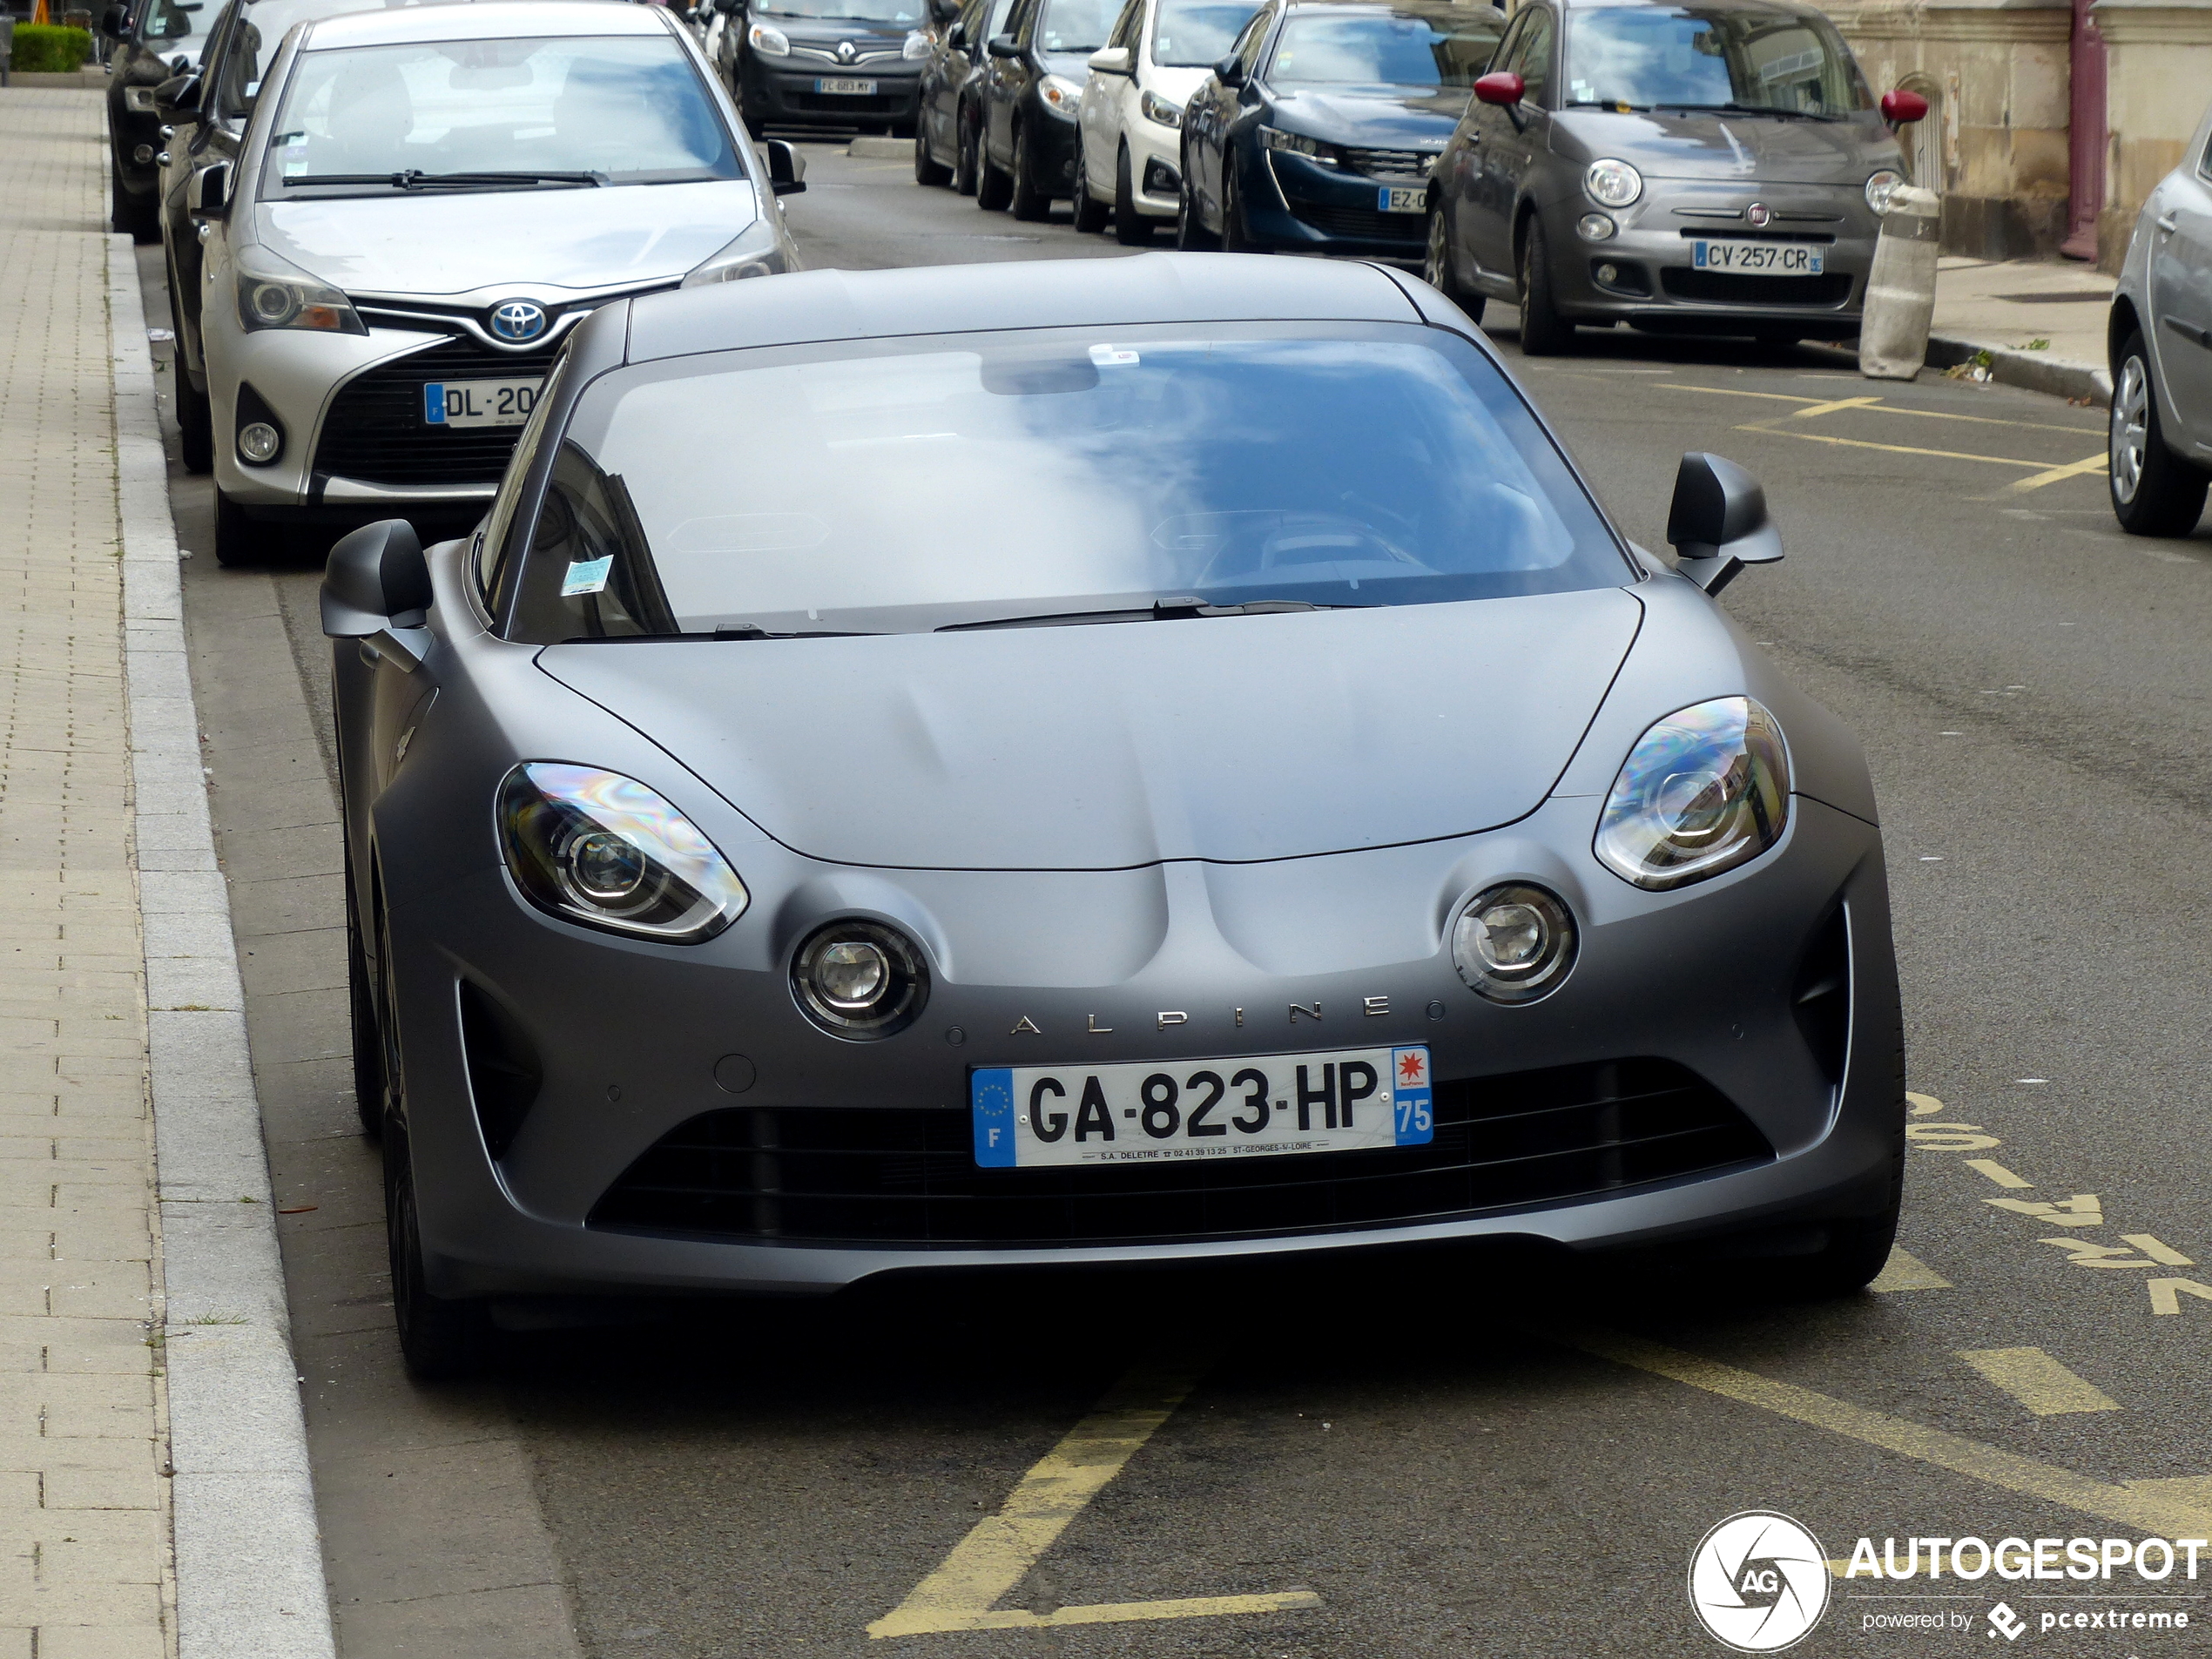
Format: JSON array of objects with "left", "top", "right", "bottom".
[
  {"left": 1555, "top": 0, "right": 1821, "bottom": 13},
  {"left": 300, "top": 0, "right": 673, "bottom": 49},
  {"left": 624, "top": 254, "right": 1426, "bottom": 363}
]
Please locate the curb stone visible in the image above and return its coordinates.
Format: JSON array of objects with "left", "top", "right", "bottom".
[
  {"left": 1925, "top": 333, "right": 2112, "bottom": 408},
  {"left": 108, "top": 233, "right": 340, "bottom": 1659}
]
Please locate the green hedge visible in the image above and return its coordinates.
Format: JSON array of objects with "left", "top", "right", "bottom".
[{"left": 9, "top": 24, "right": 95, "bottom": 72}]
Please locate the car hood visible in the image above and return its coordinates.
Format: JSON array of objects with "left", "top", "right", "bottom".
[
  {"left": 253, "top": 180, "right": 758, "bottom": 297},
  {"left": 1549, "top": 109, "right": 1898, "bottom": 186},
  {"left": 1144, "top": 63, "right": 1211, "bottom": 103},
  {"left": 1265, "top": 85, "right": 1468, "bottom": 143},
  {"left": 538, "top": 590, "right": 1643, "bottom": 871}
]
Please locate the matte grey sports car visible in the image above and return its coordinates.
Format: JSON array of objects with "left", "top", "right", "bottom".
[{"left": 324, "top": 253, "right": 1904, "bottom": 1375}]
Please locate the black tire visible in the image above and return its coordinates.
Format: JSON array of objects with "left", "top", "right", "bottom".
[
  {"left": 2110, "top": 334, "right": 2211, "bottom": 537},
  {"left": 175, "top": 371, "right": 214, "bottom": 476},
  {"left": 1423, "top": 203, "right": 1484, "bottom": 326},
  {"left": 976, "top": 132, "right": 1014, "bottom": 211},
  {"left": 212, "top": 488, "right": 269, "bottom": 567},
  {"left": 1176, "top": 155, "right": 1218, "bottom": 250},
  {"left": 1516, "top": 215, "right": 1574, "bottom": 356},
  {"left": 111, "top": 157, "right": 160, "bottom": 242},
  {"left": 1073, "top": 166, "right": 1109, "bottom": 233},
  {"left": 914, "top": 116, "right": 952, "bottom": 185},
  {"left": 1113, "top": 144, "right": 1155, "bottom": 245},
  {"left": 1008, "top": 123, "right": 1049, "bottom": 221},
  {"left": 954, "top": 105, "right": 981, "bottom": 196},
  {"left": 345, "top": 846, "right": 383, "bottom": 1139}
]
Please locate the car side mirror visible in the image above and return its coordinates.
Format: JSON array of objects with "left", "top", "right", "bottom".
[
  {"left": 714, "top": 0, "right": 742, "bottom": 13},
  {"left": 1211, "top": 52, "right": 1244, "bottom": 87},
  {"left": 323, "top": 519, "right": 432, "bottom": 643},
  {"left": 765, "top": 138, "right": 806, "bottom": 195},
  {"left": 1666, "top": 453, "right": 1782, "bottom": 595},
  {"left": 185, "top": 158, "right": 230, "bottom": 215},
  {"left": 1088, "top": 44, "right": 1130, "bottom": 74},
  {"left": 152, "top": 71, "right": 202, "bottom": 125},
  {"left": 986, "top": 30, "right": 1019, "bottom": 57},
  {"left": 1473, "top": 70, "right": 1523, "bottom": 106},
  {"left": 1879, "top": 87, "right": 1928, "bottom": 125},
  {"left": 100, "top": 4, "right": 129, "bottom": 40},
  {"left": 927, "top": 0, "right": 959, "bottom": 20}
]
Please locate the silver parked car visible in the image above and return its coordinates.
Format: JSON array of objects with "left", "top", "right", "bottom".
[
  {"left": 1425, "top": 0, "right": 1925, "bottom": 353},
  {"left": 2108, "top": 96, "right": 2212, "bottom": 538},
  {"left": 194, "top": 0, "right": 803, "bottom": 565},
  {"left": 319, "top": 253, "right": 1905, "bottom": 1376}
]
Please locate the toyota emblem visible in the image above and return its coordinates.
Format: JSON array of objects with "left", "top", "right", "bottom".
[
  {"left": 1745, "top": 201, "right": 1772, "bottom": 228},
  {"left": 489, "top": 300, "right": 547, "bottom": 343}
]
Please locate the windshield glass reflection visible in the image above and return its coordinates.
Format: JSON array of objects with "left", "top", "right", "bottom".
[{"left": 1564, "top": 5, "right": 1870, "bottom": 117}]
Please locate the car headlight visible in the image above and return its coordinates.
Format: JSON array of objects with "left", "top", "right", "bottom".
[
  {"left": 234, "top": 247, "right": 366, "bottom": 336},
  {"left": 1039, "top": 72, "right": 1083, "bottom": 116},
  {"left": 792, "top": 920, "right": 929, "bottom": 1039},
  {"left": 497, "top": 762, "right": 750, "bottom": 942},
  {"left": 1140, "top": 88, "right": 1183, "bottom": 128},
  {"left": 1865, "top": 168, "right": 1904, "bottom": 214},
  {"left": 1594, "top": 698, "right": 1791, "bottom": 891},
  {"left": 680, "top": 212, "right": 797, "bottom": 286},
  {"left": 1584, "top": 158, "right": 1642, "bottom": 208},
  {"left": 748, "top": 20, "right": 790, "bottom": 55},
  {"left": 1451, "top": 883, "right": 1577, "bottom": 1004},
  {"left": 1261, "top": 125, "right": 1332, "bottom": 165},
  {"left": 904, "top": 28, "right": 930, "bottom": 58}
]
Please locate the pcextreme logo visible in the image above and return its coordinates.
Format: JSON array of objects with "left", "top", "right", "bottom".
[{"left": 1689, "top": 1512, "right": 1833, "bottom": 1652}]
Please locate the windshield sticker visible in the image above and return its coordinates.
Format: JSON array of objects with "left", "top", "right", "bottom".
[
  {"left": 279, "top": 130, "right": 307, "bottom": 176},
  {"left": 560, "top": 556, "right": 613, "bottom": 597},
  {"left": 1089, "top": 343, "right": 1140, "bottom": 366}
]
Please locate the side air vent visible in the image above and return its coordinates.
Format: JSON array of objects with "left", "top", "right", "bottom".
[
  {"left": 1791, "top": 906, "right": 1851, "bottom": 1087},
  {"left": 457, "top": 981, "right": 543, "bottom": 1158}
]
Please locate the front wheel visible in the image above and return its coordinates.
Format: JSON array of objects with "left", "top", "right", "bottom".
[
  {"left": 175, "top": 369, "right": 214, "bottom": 476},
  {"left": 110, "top": 158, "right": 159, "bottom": 242},
  {"left": 1008, "top": 123, "right": 1049, "bottom": 221},
  {"left": 1176, "top": 157, "right": 1219, "bottom": 250},
  {"left": 1423, "top": 204, "right": 1483, "bottom": 326},
  {"left": 1516, "top": 216, "right": 1574, "bottom": 356},
  {"left": 345, "top": 847, "right": 383, "bottom": 1139},
  {"left": 2110, "top": 335, "right": 2210, "bottom": 537},
  {"left": 1219, "top": 167, "right": 1251, "bottom": 252},
  {"left": 914, "top": 117, "right": 952, "bottom": 186},
  {"left": 212, "top": 488, "right": 272, "bottom": 567},
  {"left": 385, "top": 1123, "right": 495, "bottom": 1379},
  {"left": 954, "top": 106, "right": 981, "bottom": 196},
  {"left": 1073, "top": 162, "right": 1109, "bottom": 233},
  {"left": 1113, "top": 145, "right": 1155, "bottom": 246},
  {"left": 976, "top": 132, "right": 1014, "bottom": 211}
]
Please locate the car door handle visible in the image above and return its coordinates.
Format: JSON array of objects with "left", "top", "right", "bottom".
[{"left": 2156, "top": 213, "right": 2179, "bottom": 233}]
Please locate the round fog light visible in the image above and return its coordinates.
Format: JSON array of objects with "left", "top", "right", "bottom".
[
  {"left": 1451, "top": 883, "right": 1577, "bottom": 1004},
  {"left": 236, "top": 421, "right": 281, "bottom": 464},
  {"left": 1577, "top": 212, "right": 1616, "bottom": 242},
  {"left": 1595, "top": 262, "right": 1621, "bottom": 286},
  {"left": 793, "top": 921, "right": 929, "bottom": 1039},
  {"left": 815, "top": 940, "right": 888, "bottom": 1010}
]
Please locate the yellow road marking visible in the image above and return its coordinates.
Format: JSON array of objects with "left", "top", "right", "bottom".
[
  {"left": 1732, "top": 422, "right": 2054, "bottom": 471},
  {"left": 1964, "top": 1158, "right": 2033, "bottom": 1189},
  {"left": 1554, "top": 1329, "right": 2212, "bottom": 1535},
  {"left": 1905, "top": 1091, "right": 1946, "bottom": 1116},
  {"left": 1958, "top": 1347, "right": 2121, "bottom": 1416},
  {"left": 2131, "top": 1477, "right": 2212, "bottom": 1510},
  {"left": 1657, "top": 381, "right": 2099, "bottom": 435},
  {"left": 2148, "top": 1278, "right": 2212, "bottom": 1316},
  {"left": 1986, "top": 1194, "right": 2102, "bottom": 1227},
  {"left": 2010, "top": 452, "right": 2110, "bottom": 491},
  {"left": 2121, "top": 1234, "right": 2197, "bottom": 1266},
  {"left": 1791, "top": 395, "right": 1886, "bottom": 418},
  {"left": 1869, "top": 1247, "right": 1952, "bottom": 1291},
  {"left": 867, "top": 1361, "right": 1322, "bottom": 1639}
]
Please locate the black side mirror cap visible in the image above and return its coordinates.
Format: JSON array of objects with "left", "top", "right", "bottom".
[
  {"left": 1666, "top": 452, "right": 1783, "bottom": 595},
  {"left": 100, "top": 4, "right": 129, "bottom": 40},
  {"left": 986, "top": 30, "right": 1019, "bottom": 57},
  {"left": 765, "top": 138, "right": 806, "bottom": 195},
  {"left": 152, "top": 71, "right": 203, "bottom": 125},
  {"left": 322, "top": 519, "right": 431, "bottom": 638},
  {"left": 1212, "top": 52, "right": 1244, "bottom": 87}
]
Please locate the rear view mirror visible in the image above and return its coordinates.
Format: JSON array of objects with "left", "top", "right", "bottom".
[
  {"left": 1665, "top": 452, "right": 1782, "bottom": 595},
  {"left": 1473, "top": 70, "right": 1523, "bottom": 105},
  {"left": 986, "top": 30, "right": 1019, "bottom": 57},
  {"left": 152, "top": 71, "right": 202, "bottom": 125},
  {"left": 322, "top": 519, "right": 431, "bottom": 639},
  {"left": 765, "top": 138, "right": 806, "bottom": 195},
  {"left": 1879, "top": 88, "right": 1928, "bottom": 124},
  {"left": 1211, "top": 52, "right": 1244, "bottom": 87}
]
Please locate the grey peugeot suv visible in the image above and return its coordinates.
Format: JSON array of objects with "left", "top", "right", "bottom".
[{"left": 1424, "top": 0, "right": 1927, "bottom": 353}]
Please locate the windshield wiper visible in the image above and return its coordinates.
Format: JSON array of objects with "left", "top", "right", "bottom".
[
  {"left": 941, "top": 597, "right": 1356, "bottom": 631},
  {"left": 1654, "top": 101, "right": 1839, "bottom": 122},
  {"left": 1565, "top": 98, "right": 1649, "bottom": 111},
  {"left": 281, "top": 169, "right": 606, "bottom": 190}
]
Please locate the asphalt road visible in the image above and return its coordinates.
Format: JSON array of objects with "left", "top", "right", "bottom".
[{"left": 143, "top": 138, "right": 2212, "bottom": 1659}]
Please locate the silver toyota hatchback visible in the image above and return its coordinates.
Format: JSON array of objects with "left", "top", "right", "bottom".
[{"left": 1424, "top": 0, "right": 1925, "bottom": 353}]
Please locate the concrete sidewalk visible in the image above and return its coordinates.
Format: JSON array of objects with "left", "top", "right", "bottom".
[
  {"left": 1926, "top": 255, "right": 2119, "bottom": 407},
  {"left": 0, "top": 82, "right": 334, "bottom": 1659}
]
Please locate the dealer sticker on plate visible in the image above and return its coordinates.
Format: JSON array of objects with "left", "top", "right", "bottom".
[{"left": 970, "top": 1044, "right": 1433, "bottom": 1169}]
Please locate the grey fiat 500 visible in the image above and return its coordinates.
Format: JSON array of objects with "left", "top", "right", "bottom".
[
  {"left": 1425, "top": 0, "right": 1926, "bottom": 352},
  {"left": 323, "top": 254, "right": 1905, "bottom": 1376}
]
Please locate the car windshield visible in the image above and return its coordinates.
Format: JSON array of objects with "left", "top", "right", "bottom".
[
  {"left": 1266, "top": 9, "right": 1501, "bottom": 90},
  {"left": 1151, "top": 0, "right": 1260, "bottom": 66},
  {"left": 756, "top": 0, "right": 923, "bottom": 22},
  {"left": 213, "top": 0, "right": 383, "bottom": 119},
  {"left": 137, "top": 0, "right": 212, "bottom": 52},
  {"left": 1036, "top": 0, "right": 1121, "bottom": 53},
  {"left": 260, "top": 35, "right": 739, "bottom": 194},
  {"left": 502, "top": 325, "right": 1629, "bottom": 643},
  {"left": 1564, "top": 5, "right": 1870, "bottom": 118}
]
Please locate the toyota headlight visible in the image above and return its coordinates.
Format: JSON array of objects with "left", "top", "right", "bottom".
[
  {"left": 1594, "top": 698, "right": 1790, "bottom": 891},
  {"left": 1451, "top": 883, "right": 1577, "bottom": 1004},
  {"left": 234, "top": 247, "right": 366, "bottom": 336},
  {"left": 1039, "top": 72, "right": 1084, "bottom": 116},
  {"left": 903, "top": 29, "right": 930, "bottom": 58},
  {"left": 1584, "top": 158, "right": 1642, "bottom": 208},
  {"left": 497, "top": 763, "right": 750, "bottom": 942},
  {"left": 748, "top": 20, "right": 791, "bottom": 55},
  {"left": 1262, "top": 125, "right": 1332, "bottom": 164},
  {"left": 1140, "top": 88, "right": 1183, "bottom": 128},
  {"left": 1865, "top": 169, "right": 1904, "bottom": 214},
  {"left": 792, "top": 921, "right": 929, "bottom": 1039},
  {"left": 680, "top": 212, "right": 798, "bottom": 286}
]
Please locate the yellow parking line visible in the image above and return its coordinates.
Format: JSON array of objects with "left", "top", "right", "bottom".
[
  {"left": 1734, "top": 422, "right": 2049, "bottom": 470},
  {"left": 1965, "top": 1158, "right": 2034, "bottom": 1189},
  {"left": 1869, "top": 1247, "right": 1952, "bottom": 1291},
  {"left": 1656, "top": 380, "right": 2099, "bottom": 435},
  {"left": 1791, "top": 395, "right": 1886, "bottom": 418},
  {"left": 1958, "top": 1347, "right": 2122, "bottom": 1416},
  {"left": 2009, "top": 452, "right": 2109, "bottom": 491},
  {"left": 1555, "top": 1329, "right": 2212, "bottom": 1535},
  {"left": 1656, "top": 383, "right": 1822, "bottom": 404}
]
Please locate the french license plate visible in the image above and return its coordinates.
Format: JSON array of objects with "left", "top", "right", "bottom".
[
  {"left": 970, "top": 1044, "right": 1434, "bottom": 1169},
  {"left": 421, "top": 378, "right": 540, "bottom": 428},
  {"left": 1376, "top": 185, "right": 1426, "bottom": 213},
  {"left": 1692, "top": 239, "right": 1824, "bottom": 275},
  {"left": 814, "top": 77, "right": 877, "bottom": 95}
]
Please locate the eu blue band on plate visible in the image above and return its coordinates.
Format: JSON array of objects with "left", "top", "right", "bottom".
[
  {"left": 972, "top": 1068, "right": 1015, "bottom": 1167},
  {"left": 423, "top": 383, "right": 447, "bottom": 424},
  {"left": 1377, "top": 186, "right": 1392, "bottom": 211},
  {"left": 1389, "top": 1047, "right": 1434, "bottom": 1145}
]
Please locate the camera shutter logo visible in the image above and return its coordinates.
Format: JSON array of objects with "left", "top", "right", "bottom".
[
  {"left": 1688, "top": 1512, "right": 1831, "bottom": 1651},
  {"left": 489, "top": 300, "right": 547, "bottom": 344}
]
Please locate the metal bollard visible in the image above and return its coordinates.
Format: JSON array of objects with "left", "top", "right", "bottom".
[{"left": 1858, "top": 185, "right": 1941, "bottom": 381}]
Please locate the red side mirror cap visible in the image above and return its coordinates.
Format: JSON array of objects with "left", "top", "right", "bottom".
[
  {"left": 1474, "top": 71, "right": 1526, "bottom": 106},
  {"left": 1880, "top": 89, "right": 1929, "bottom": 124}
]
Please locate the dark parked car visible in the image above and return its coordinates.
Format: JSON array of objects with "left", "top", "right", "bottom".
[
  {"left": 1424, "top": 0, "right": 1923, "bottom": 351},
  {"left": 974, "top": 0, "right": 1119, "bottom": 216},
  {"left": 101, "top": 0, "right": 216, "bottom": 239},
  {"left": 1177, "top": 0, "right": 1502, "bottom": 259},
  {"left": 726, "top": 0, "right": 930, "bottom": 134},
  {"left": 914, "top": 0, "right": 1018, "bottom": 190}
]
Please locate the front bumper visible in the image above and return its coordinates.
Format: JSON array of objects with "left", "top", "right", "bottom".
[
  {"left": 741, "top": 57, "right": 921, "bottom": 126},
  {"left": 1124, "top": 114, "right": 1182, "bottom": 218},
  {"left": 1246, "top": 146, "right": 1429, "bottom": 259},
  {"left": 1023, "top": 108, "right": 1083, "bottom": 199},
  {"left": 381, "top": 773, "right": 1901, "bottom": 1301}
]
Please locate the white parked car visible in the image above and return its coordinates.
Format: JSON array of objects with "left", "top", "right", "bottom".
[
  {"left": 192, "top": 0, "right": 803, "bottom": 563},
  {"left": 1071, "top": 0, "right": 1258, "bottom": 241}
]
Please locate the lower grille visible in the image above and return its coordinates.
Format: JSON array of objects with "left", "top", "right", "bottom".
[
  {"left": 1285, "top": 200, "right": 1424, "bottom": 243},
  {"left": 1660, "top": 268, "right": 1854, "bottom": 307},
  {"left": 313, "top": 338, "right": 557, "bottom": 487},
  {"left": 783, "top": 91, "right": 908, "bottom": 114},
  {"left": 1339, "top": 146, "right": 1433, "bottom": 180},
  {"left": 587, "top": 1058, "right": 1774, "bottom": 1247}
]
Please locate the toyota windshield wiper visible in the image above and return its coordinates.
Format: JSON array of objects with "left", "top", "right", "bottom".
[
  {"left": 941, "top": 597, "right": 1357, "bottom": 631},
  {"left": 281, "top": 169, "right": 607, "bottom": 190}
]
